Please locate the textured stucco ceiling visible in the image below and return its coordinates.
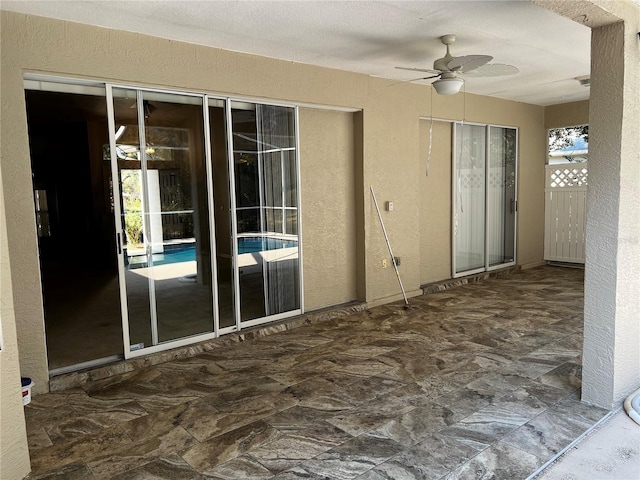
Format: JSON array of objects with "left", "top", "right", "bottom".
[{"left": 1, "top": 1, "right": 596, "bottom": 106}]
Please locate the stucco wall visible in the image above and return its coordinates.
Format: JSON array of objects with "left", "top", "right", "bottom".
[
  {"left": 419, "top": 120, "right": 452, "bottom": 284},
  {"left": 300, "top": 108, "right": 358, "bottom": 310},
  {"left": 0, "top": 163, "right": 31, "bottom": 480},
  {"left": 0, "top": 18, "right": 50, "bottom": 397},
  {"left": 1, "top": 11, "right": 546, "bottom": 398},
  {"left": 545, "top": 100, "right": 590, "bottom": 129},
  {"left": 582, "top": 14, "right": 640, "bottom": 408}
]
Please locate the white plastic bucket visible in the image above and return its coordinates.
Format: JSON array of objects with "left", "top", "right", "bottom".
[{"left": 21, "top": 377, "right": 33, "bottom": 406}]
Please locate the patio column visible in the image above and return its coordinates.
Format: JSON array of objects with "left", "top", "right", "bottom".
[
  {"left": 0, "top": 162, "right": 32, "bottom": 478},
  {"left": 582, "top": 19, "right": 640, "bottom": 409}
]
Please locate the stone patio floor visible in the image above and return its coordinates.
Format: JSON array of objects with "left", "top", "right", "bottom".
[{"left": 24, "top": 265, "right": 610, "bottom": 479}]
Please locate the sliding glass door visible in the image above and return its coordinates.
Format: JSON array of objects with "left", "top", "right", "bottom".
[
  {"left": 453, "top": 123, "right": 517, "bottom": 277},
  {"left": 229, "top": 102, "right": 301, "bottom": 327},
  {"left": 108, "top": 87, "right": 215, "bottom": 354},
  {"left": 107, "top": 85, "right": 302, "bottom": 357}
]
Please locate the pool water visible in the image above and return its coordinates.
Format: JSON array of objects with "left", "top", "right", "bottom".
[
  {"left": 128, "top": 237, "right": 297, "bottom": 268},
  {"left": 238, "top": 237, "right": 298, "bottom": 254}
]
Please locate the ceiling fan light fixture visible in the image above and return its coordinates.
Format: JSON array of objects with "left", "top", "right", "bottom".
[{"left": 433, "top": 77, "right": 464, "bottom": 95}]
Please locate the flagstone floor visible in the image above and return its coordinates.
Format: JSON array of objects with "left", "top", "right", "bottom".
[{"left": 25, "top": 265, "right": 609, "bottom": 479}]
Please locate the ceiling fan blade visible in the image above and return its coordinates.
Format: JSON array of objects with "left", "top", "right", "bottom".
[
  {"left": 395, "top": 66, "right": 441, "bottom": 75},
  {"left": 388, "top": 74, "right": 440, "bottom": 86},
  {"left": 462, "top": 63, "right": 520, "bottom": 77},
  {"left": 447, "top": 55, "right": 493, "bottom": 73}
]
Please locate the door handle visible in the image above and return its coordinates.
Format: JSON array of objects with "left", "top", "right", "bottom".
[
  {"left": 510, "top": 199, "right": 517, "bottom": 214},
  {"left": 117, "top": 232, "right": 122, "bottom": 254}
]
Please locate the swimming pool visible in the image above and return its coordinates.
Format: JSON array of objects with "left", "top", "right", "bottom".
[
  {"left": 238, "top": 237, "right": 298, "bottom": 254},
  {"left": 128, "top": 237, "right": 297, "bottom": 268}
]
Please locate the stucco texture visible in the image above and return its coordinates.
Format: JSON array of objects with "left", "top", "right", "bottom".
[
  {"left": 299, "top": 108, "right": 358, "bottom": 310},
  {"left": 545, "top": 100, "right": 590, "bottom": 129},
  {"left": 419, "top": 119, "right": 452, "bottom": 285},
  {"left": 582, "top": 9, "right": 640, "bottom": 408},
  {"left": 0, "top": 162, "right": 31, "bottom": 480}
]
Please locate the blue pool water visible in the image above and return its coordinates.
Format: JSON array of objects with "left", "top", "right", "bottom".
[
  {"left": 238, "top": 237, "right": 297, "bottom": 254},
  {"left": 128, "top": 237, "right": 297, "bottom": 268}
]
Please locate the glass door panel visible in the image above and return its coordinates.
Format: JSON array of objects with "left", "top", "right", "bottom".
[
  {"left": 110, "top": 88, "right": 214, "bottom": 353},
  {"left": 111, "top": 88, "right": 153, "bottom": 349},
  {"left": 488, "top": 126, "right": 517, "bottom": 268},
  {"left": 454, "top": 123, "right": 486, "bottom": 275},
  {"left": 231, "top": 102, "right": 266, "bottom": 322},
  {"left": 208, "top": 98, "right": 235, "bottom": 330},
  {"left": 230, "top": 102, "right": 300, "bottom": 324},
  {"left": 258, "top": 105, "right": 300, "bottom": 317},
  {"left": 140, "top": 91, "right": 213, "bottom": 342}
]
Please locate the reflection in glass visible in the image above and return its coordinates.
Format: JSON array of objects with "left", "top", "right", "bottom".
[
  {"left": 236, "top": 209, "right": 259, "bottom": 234},
  {"left": 454, "top": 124, "right": 517, "bottom": 275},
  {"left": 285, "top": 150, "right": 298, "bottom": 208},
  {"left": 113, "top": 88, "right": 153, "bottom": 349},
  {"left": 260, "top": 106, "right": 299, "bottom": 316},
  {"left": 231, "top": 102, "right": 300, "bottom": 322},
  {"left": 141, "top": 91, "right": 213, "bottom": 343},
  {"left": 111, "top": 91, "right": 301, "bottom": 348},
  {"left": 112, "top": 89, "right": 214, "bottom": 350},
  {"left": 208, "top": 100, "right": 235, "bottom": 329},
  {"left": 455, "top": 123, "right": 486, "bottom": 274},
  {"left": 488, "top": 126, "right": 516, "bottom": 267},
  {"left": 34, "top": 189, "right": 51, "bottom": 237},
  {"left": 28, "top": 89, "right": 123, "bottom": 369},
  {"left": 286, "top": 210, "right": 297, "bottom": 236}
]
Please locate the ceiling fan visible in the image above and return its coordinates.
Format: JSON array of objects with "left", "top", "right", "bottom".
[{"left": 396, "top": 34, "right": 519, "bottom": 95}]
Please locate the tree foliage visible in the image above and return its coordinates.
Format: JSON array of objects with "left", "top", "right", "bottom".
[
  {"left": 121, "top": 170, "right": 143, "bottom": 246},
  {"left": 548, "top": 125, "right": 589, "bottom": 151}
]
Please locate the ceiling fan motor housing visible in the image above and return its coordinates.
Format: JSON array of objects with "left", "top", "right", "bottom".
[
  {"left": 433, "top": 34, "right": 456, "bottom": 71},
  {"left": 393, "top": 33, "right": 517, "bottom": 94},
  {"left": 434, "top": 55, "right": 454, "bottom": 72}
]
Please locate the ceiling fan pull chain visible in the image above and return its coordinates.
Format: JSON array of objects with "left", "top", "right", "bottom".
[
  {"left": 463, "top": 82, "right": 466, "bottom": 123},
  {"left": 427, "top": 92, "right": 433, "bottom": 177}
]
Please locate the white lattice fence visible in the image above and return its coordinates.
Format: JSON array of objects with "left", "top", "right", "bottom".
[{"left": 544, "top": 164, "right": 588, "bottom": 263}]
